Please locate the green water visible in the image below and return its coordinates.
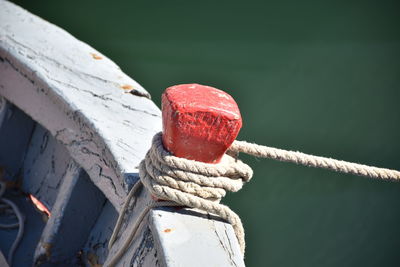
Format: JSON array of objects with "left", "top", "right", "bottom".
[{"left": 11, "top": 0, "right": 400, "bottom": 266}]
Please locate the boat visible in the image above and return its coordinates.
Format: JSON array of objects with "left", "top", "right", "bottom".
[{"left": 0, "top": 1, "right": 244, "bottom": 266}]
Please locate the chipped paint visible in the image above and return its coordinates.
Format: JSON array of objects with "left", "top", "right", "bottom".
[
  {"left": 90, "top": 53, "right": 103, "bottom": 60},
  {"left": 42, "top": 242, "right": 53, "bottom": 259},
  {"left": 150, "top": 208, "right": 245, "bottom": 266},
  {"left": 120, "top": 84, "right": 134, "bottom": 91},
  {"left": 29, "top": 194, "right": 51, "bottom": 217},
  {"left": 87, "top": 252, "right": 102, "bottom": 267}
]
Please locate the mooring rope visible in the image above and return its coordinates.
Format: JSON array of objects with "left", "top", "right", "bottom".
[
  {"left": 107, "top": 132, "right": 399, "bottom": 266},
  {"left": 231, "top": 140, "right": 400, "bottom": 180}
]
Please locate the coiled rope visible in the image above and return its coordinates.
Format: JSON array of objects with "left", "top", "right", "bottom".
[
  {"left": 0, "top": 181, "right": 25, "bottom": 266},
  {"left": 107, "top": 132, "right": 400, "bottom": 266}
]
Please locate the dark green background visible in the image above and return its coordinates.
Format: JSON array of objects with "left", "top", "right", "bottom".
[{"left": 11, "top": 1, "right": 400, "bottom": 266}]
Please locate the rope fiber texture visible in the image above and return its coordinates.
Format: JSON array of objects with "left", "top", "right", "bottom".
[
  {"left": 140, "top": 133, "right": 253, "bottom": 254},
  {"left": 108, "top": 132, "right": 400, "bottom": 265},
  {"left": 231, "top": 140, "right": 400, "bottom": 180}
]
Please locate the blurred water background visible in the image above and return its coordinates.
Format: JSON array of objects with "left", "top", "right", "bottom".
[{"left": 11, "top": 0, "right": 400, "bottom": 266}]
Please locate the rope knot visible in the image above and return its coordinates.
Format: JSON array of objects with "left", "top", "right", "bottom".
[
  {"left": 139, "top": 132, "right": 253, "bottom": 254},
  {"left": 108, "top": 132, "right": 400, "bottom": 266}
]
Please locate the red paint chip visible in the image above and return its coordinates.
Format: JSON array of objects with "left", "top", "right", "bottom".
[{"left": 29, "top": 194, "right": 51, "bottom": 217}]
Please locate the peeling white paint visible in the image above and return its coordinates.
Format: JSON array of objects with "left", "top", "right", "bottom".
[{"left": 0, "top": 1, "right": 245, "bottom": 266}]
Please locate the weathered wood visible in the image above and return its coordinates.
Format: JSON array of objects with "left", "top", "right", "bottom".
[
  {"left": 0, "top": 0, "right": 160, "bottom": 209},
  {"left": 0, "top": 1, "right": 245, "bottom": 266},
  {"left": 104, "top": 183, "right": 162, "bottom": 266},
  {"left": 0, "top": 96, "right": 7, "bottom": 128},
  {"left": 34, "top": 160, "right": 105, "bottom": 266},
  {"left": 83, "top": 201, "right": 118, "bottom": 265},
  {"left": 23, "top": 124, "right": 72, "bottom": 210},
  {"left": 150, "top": 208, "right": 245, "bottom": 267},
  {"left": 104, "top": 182, "right": 244, "bottom": 266},
  {"left": 0, "top": 99, "right": 35, "bottom": 181}
]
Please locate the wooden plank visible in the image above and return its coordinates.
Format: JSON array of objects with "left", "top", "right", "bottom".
[
  {"left": 83, "top": 201, "right": 118, "bottom": 266},
  {"left": 0, "top": 98, "right": 35, "bottom": 181},
  {"left": 23, "top": 124, "right": 72, "bottom": 210},
  {"left": 104, "top": 185, "right": 244, "bottom": 266},
  {"left": 34, "top": 160, "right": 105, "bottom": 266},
  {"left": 0, "top": 96, "right": 7, "bottom": 127},
  {"left": 150, "top": 208, "right": 245, "bottom": 267},
  {"left": 104, "top": 182, "right": 161, "bottom": 266}
]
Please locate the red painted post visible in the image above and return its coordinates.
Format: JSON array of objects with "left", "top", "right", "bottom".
[{"left": 162, "top": 84, "right": 242, "bottom": 163}]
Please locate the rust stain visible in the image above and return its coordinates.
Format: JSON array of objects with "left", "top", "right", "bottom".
[
  {"left": 34, "top": 242, "right": 52, "bottom": 265},
  {"left": 0, "top": 166, "right": 22, "bottom": 190},
  {"left": 42, "top": 242, "right": 52, "bottom": 259},
  {"left": 90, "top": 53, "right": 103, "bottom": 60},
  {"left": 120, "top": 84, "right": 134, "bottom": 91},
  {"left": 87, "top": 252, "right": 102, "bottom": 267},
  {"left": 163, "top": 228, "right": 173, "bottom": 233}
]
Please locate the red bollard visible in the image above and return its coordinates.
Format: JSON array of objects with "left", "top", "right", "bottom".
[{"left": 162, "top": 83, "right": 242, "bottom": 163}]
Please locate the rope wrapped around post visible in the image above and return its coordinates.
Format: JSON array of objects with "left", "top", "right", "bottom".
[
  {"left": 107, "top": 84, "right": 399, "bottom": 266},
  {"left": 140, "top": 132, "right": 253, "bottom": 254},
  {"left": 107, "top": 132, "right": 252, "bottom": 267},
  {"left": 108, "top": 130, "right": 400, "bottom": 266}
]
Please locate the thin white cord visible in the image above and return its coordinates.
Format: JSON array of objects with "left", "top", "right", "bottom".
[{"left": 0, "top": 182, "right": 25, "bottom": 266}]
